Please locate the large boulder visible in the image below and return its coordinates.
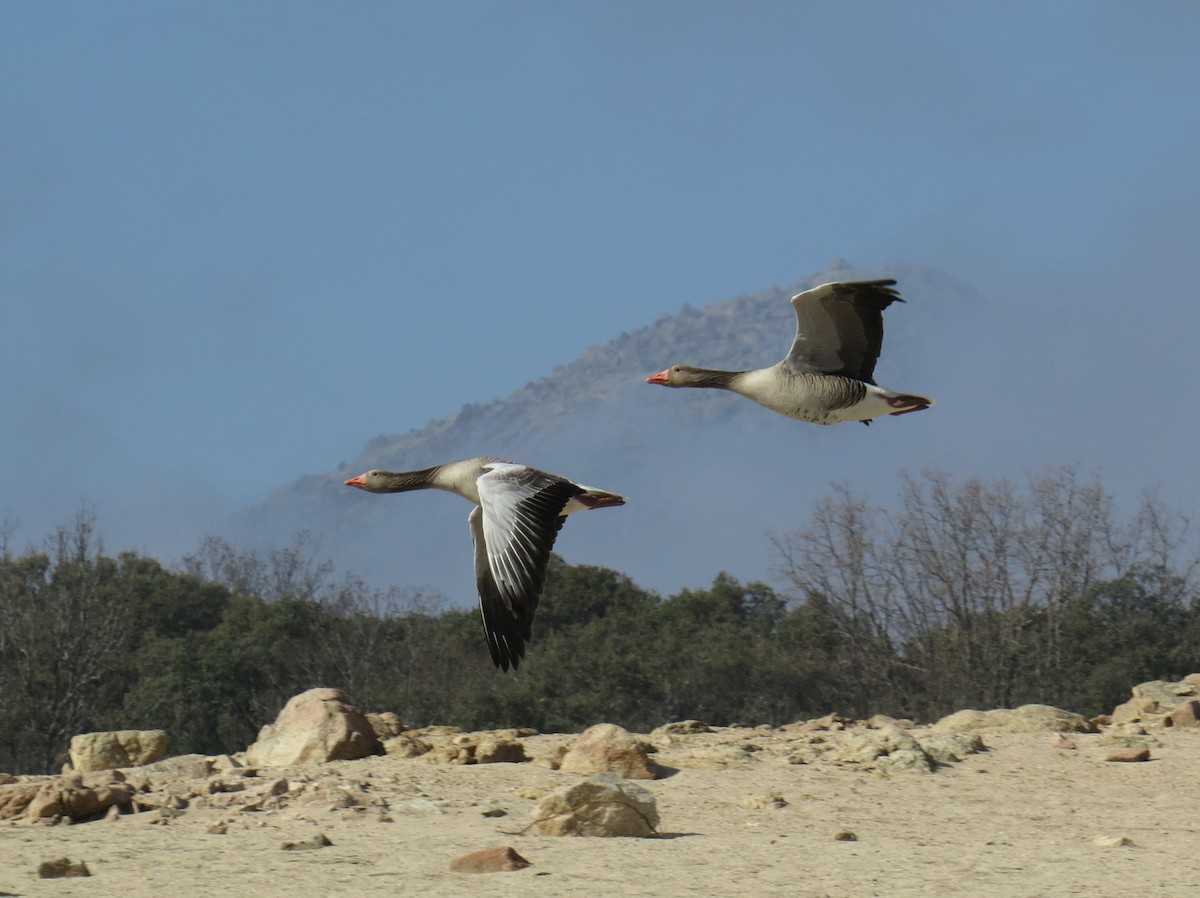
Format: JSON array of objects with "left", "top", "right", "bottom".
[
  {"left": 69, "top": 730, "right": 169, "bottom": 772},
  {"left": 244, "top": 688, "right": 383, "bottom": 767},
  {"left": 560, "top": 723, "right": 659, "bottom": 779},
  {"left": 532, "top": 773, "right": 659, "bottom": 837},
  {"left": 1110, "top": 676, "right": 1200, "bottom": 728},
  {"left": 931, "top": 704, "right": 1091, "bottom": 734}
]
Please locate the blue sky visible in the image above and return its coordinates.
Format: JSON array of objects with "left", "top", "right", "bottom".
[{"left": 3, "top": 2, "right": 1199, "bottom": 564}]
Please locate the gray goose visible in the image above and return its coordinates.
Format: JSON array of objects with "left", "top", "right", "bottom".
[
  {"left": 647, "top": 279, "right": 933, "bottom": 425},
  {"left": 344, "top": 457, "right": 624, "bottom": 671}
]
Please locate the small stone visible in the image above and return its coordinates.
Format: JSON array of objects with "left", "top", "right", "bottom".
[
  {"left": 264, "top": 777, "right": 289, "bottom": 797},
  {"left": 743, "top": 793, "right": 788, "bottom": 810},
  {"left": 1104, "top": 747, "right": 1151, "bottom": 762},
  {"left": 38, "top": 857, "right": 91, "bottom": 878},
  {"left": 206, "top": 778, "right": 245, "bottom": 794},
  {"left": 833, "top": 829, "right": 858, "bottom": 841},
  {"left": 1093, "top": 835, "right": 1134, "bottom": 847},
  {"left": 281, "top": 833, "right": 333, "bottom": 850},
  {"left": 480, "top": 807, "right": 508, "bottom": 817},
  {"left": 449, "top": 846, "right": 532, "bottom": 873},
  {"left": 1049, "top": 733, "right": 1077, "bottom": 750},
  {"left": 207, "top": 822, "right": 228, "bottom": 835}
]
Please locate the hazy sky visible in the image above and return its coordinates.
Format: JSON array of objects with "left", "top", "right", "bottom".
[{"left": 4, "top": 2, "right": 1199, "bottom": 566}]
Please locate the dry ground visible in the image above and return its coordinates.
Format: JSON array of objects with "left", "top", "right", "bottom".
[{"left": 2, "top": 728, "right": 1198, "bottom": 898}]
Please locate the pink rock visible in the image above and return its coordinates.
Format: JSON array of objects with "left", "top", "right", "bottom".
[
  {"left": 449, "top": 846, "right": 531, "bottom": 873},
  {"left": 1104, "top": 747, "right": 1151, "bottom": 762}
]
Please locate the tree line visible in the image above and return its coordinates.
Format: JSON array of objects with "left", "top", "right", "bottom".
[{"left": 2, "top": 467, "right": 1198, "bottom": 774}]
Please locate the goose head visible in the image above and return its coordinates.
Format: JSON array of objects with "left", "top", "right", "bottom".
[
  {"left": 647, "top": 365, "right": 698, "bottom": 387},
  {"left": 344, "top": 470, "right": 388, "bottom": 492}
]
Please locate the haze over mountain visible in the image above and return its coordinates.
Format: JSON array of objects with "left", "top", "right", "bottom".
[{"left": 231, "top": 260, "right": 996, "bottom": 604}]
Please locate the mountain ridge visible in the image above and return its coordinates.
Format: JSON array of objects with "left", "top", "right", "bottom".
[{"left": 236, "top": 260, "right": 973, "bottom": 601}]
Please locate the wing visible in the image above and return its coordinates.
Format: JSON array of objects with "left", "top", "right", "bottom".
[
  {"left": 468, "top": 464, "right": 581, "bottom": 671},
  {"left": 783, "top": 279, "right": 903, "bottom": 384}
]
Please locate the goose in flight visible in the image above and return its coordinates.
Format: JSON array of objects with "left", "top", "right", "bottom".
[
  {"left": 344, "top": 458, "right": 624, "bottom": 671},
  {"left": 646, "top": 279, "right": 933, "bottom": 425}
]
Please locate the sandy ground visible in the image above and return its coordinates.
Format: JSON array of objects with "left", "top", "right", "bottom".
[{"left": 2, "top": 727, "right": 1199, "bottom": 898}]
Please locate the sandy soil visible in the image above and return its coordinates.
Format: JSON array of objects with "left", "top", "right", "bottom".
[{"left": 2, "top": 727, "right": 1199, "bottom": 898}]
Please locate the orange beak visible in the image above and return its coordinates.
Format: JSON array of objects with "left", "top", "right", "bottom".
[
  {"left": 646, "top": 369, "right": 670, "bottom": 385},
  {"left": 344, "top": 474, "right": 367, "bottom": 488}
]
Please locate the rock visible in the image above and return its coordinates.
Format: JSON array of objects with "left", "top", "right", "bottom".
[
  {"left": 19, "top": 773, "right": 137, "bottom": 823},
  {"left": 449, "top": 846, "right": 531, "bottom": 873},
  {"left": 533, "top": 745, "right": 569, "bottom": 770},
  {"left": 474, "top": 734, "right": 527, "bottom": 764},
  {"left": 244, "top": 688, "right": 383, "bottom": 767},
  {"left": 1104, "top": 747, "right": 1151, "bottom": 762},
  {"left": 1110, "top": 676, "right": 1200, "bottom": 728},
  {"left": 931, "top": 705, "right": 1091, "bottom": 734},
  {"left": 649, "top": 720, "right": 712, "bottom": 740},
  {"left": 532, "top": 773, "right": 659, "bottom": 837},
  {"left": 38, "top": 857, "right": 91, "bottom": 878},
  {"left": 790, "top": 713, "right": 854, "bottom": 732},
  {"left": 867, "top": 714, "right": 914, "bottom": 730},
  {"left": 560, "top": 724, "right": 659, "bottom": 779},
  {"left": 69, "top": 730, "right": 169, "bottom": 772},
  {"left": 742, "top": 793, "right": 787, "bottom": 809},
  {"left": 206, "top": 777, "right": 246, "bottom": 794},
  {"left": 367, "top": 711, "right": 406, "bottom": 740},
  {"left": 675, "top": 744, "right": 760, "bottom": 770},
  {"left": 209, "top": 754, "right": 244, "bottom": 773},
  {"left": 833, "top": 829, "right": 858, "bottom": 841},
  {"left": 207, "top": 821, "right": 228, "bottom": 835},
  {"left": 1167, "top": 700, "right": 1200, "bottom": 729},
  {"left": 1049, "top": 733, "right": 1077, "bottom": 750},
  {"left": 383, "top": 733, "right": 432, "bottom": 758},
  {"left": 138, "top": 754, "right": 213, "bottom": 779},
  {"left": 0, "top": 783, "right": 41, "bottom": 820},
  {"left": 832, "top": 724, "right": 935, "bottom": 772},
  {"left": 264, "top": 777, "right": 289, "bottom": 797},
  {"left": 915, "top": 732, "right": 987, "bottom": 765},
  {"left": 1093, "top": 835, "right": 1134, "bottom": 847},
  {"left": 408, "top": 729, "right": 530, "bottom": 765},
  {"left": 282, "top": 833, "right": 333, "bottom": 850}
]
